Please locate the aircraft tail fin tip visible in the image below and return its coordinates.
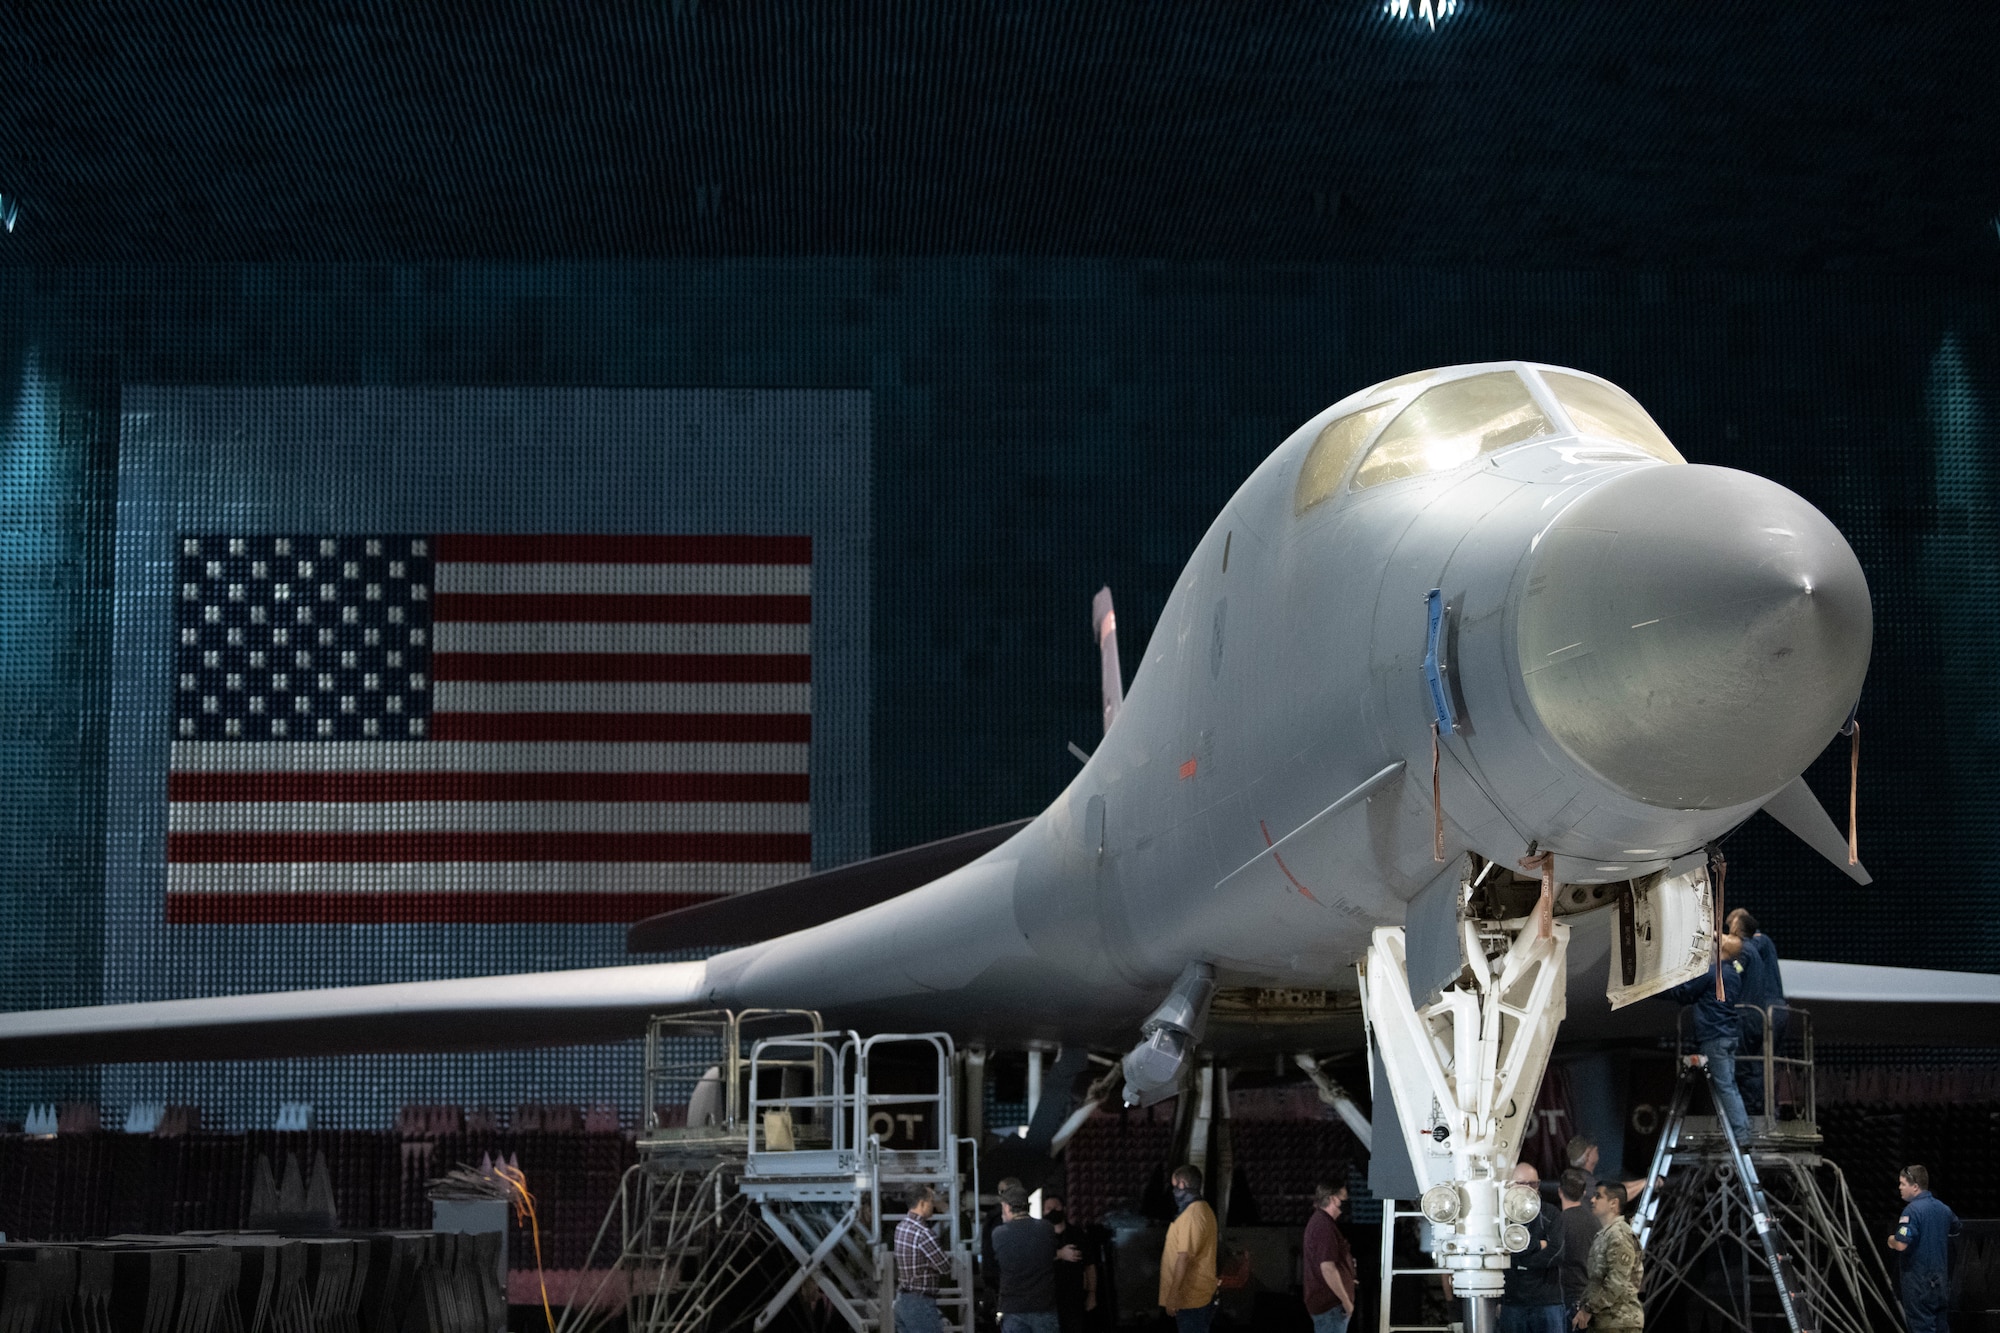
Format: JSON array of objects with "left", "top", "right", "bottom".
[{"left": 1092, "top": 586, "right": 1123, "bottom": 734}]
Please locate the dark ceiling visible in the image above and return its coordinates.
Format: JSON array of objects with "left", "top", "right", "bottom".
[{"left": 0, "top": 0, "right": 1995, "bottom": 272}]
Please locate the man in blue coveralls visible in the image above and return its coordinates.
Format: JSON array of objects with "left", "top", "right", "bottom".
[
  {"left": 1728, "top": 909, "right": 1785, "bottom": 1119},
  {"left": 1663, "top": 934, "right": 1752, "bottom": 1142},
  {"left": 1887, "top": 1164, "right": 1959, "bottom": 1333}
]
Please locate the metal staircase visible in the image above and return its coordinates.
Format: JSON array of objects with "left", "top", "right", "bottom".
[
  {"left": 556, "top": 1013, "right": 978, "bottom": 1333},
  {"left": 741, "top": 1030, "right": 977, "bottom": 1332}
]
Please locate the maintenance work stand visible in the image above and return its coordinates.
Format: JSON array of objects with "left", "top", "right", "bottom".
[
  {"left": 1633, "top": 1005, "right": 1902, "bottom": 1333},
  {"left": 555, "top": 1010, "right": 980, "bottom": 1333}
]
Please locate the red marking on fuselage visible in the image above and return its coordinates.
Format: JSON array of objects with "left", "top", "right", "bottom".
[
  {"left": 1179, "top": 756, "right": 1198, "bottom": 780},
  {"left": 1259, "top": 818, "right": 1322, "bottom": 905}
]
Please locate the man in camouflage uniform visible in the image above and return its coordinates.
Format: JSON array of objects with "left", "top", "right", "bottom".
[{"left": 1574, "top": 1182, "right": 1643, "bottom": 1329}]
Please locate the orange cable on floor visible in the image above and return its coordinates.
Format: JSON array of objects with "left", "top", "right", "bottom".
[{"left": 493, "top": 1162, "right": 555, "bottom": 1333}]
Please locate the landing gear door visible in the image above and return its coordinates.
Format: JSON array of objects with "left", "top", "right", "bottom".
[{"left": 1606, "top": 861, "right": 1714, "bottom": 1010}]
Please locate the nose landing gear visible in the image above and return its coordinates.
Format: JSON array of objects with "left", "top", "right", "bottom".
[{"left": 1360, "top": 910, "right": 1568, "bottom": 1320}]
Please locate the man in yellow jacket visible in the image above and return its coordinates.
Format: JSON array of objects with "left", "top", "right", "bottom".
[{"left": 1160, "top": 1164, "right": 1220, "bottom": 1330}]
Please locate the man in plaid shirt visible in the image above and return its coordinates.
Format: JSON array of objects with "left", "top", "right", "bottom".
[{"left": 894, "top": 1185, "right": 953, "bottom": 1333}]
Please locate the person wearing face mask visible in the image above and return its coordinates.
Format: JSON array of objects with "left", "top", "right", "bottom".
[
  {"left": 1302, "top": 1179, "right": 1357, "bottom": 1333},
  {"left": 1159, "top": 1164, "right": 1220, "bottom": 1330},
  {"left": 1040, "top": 1193, "right": 1098, "bottom": 1333}
]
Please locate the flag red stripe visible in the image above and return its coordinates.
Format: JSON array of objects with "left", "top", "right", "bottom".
[
  {"left": 435, "top": 535, "right": 811, "bottom": 565},
  {"left": 433, "top": 593, "right": 811, "bottom": 624},
  {"left": 433, "top": 653, "right": 812, "bottom": 684},
  {"left": 167, "top": 831, "right": 812, "bottom": 864},
  {"left": 163, "top": 890, "right": 729, "bottom": 925},
  {"left": 428, "top": 712, "right": 811, "bottom": 743},
  {"left": 169, "top": 771, "right": 810, "bottom": 803}
]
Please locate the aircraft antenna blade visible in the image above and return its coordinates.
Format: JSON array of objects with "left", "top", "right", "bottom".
[
  {"left": 1760, "top": 776, "right": 1872, "bottom": 885},
  {"left": 1092, "top": 586, "right": 1123, "bottom": 734}
]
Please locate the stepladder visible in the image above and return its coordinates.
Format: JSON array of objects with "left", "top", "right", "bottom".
[{"left": 1634, "top": 1053, "right": 1818, "bottom": 1333}]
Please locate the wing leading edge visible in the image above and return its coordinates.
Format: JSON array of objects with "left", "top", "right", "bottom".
[{"left": 0, "top": 961, "right": 708, "bottom": 1067}]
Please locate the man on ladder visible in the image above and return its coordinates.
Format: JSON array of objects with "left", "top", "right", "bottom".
[
  {"left": 1662, "top": 933, "right": 1753, "bottom": 1143},
  {"left": 1634, "top": 935, "right": 1822, "bottom": 1333}
]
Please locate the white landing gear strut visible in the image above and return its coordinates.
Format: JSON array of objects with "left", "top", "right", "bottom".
[{"left": 1360, "top": 918, "right": 1568, "bottom": 1333}]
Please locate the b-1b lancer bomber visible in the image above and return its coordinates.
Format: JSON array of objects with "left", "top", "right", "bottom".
[{"left": 7, "top": 362, "right": 1998, "bottom": 1328}]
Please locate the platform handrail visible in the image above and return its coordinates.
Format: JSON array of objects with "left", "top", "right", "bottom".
[
  {"left": 747, "top": 1030, "right": 859, "bottom": 1158},
  {"left": 854, "top": 1031, "right": 957, "bottom": 1167},
  {"left": 1672, "top": 1000, "right": 1814, "bottom": 1127},
  {"left": 643, "top": 1007, "right": 824, "bottom": 1135}
]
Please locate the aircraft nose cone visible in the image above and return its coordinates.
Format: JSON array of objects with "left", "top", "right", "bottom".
[{"left": 1515, "top": 464, "right": 1871, "bottom": 810}]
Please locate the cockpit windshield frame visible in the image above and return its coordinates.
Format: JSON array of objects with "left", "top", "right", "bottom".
[{"left": 1290, "top": 364, "right": 1685, "bottom": 520}]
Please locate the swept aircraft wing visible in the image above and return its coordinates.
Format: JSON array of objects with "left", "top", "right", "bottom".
[
  {"left": 0, "top": 962, "right": 709, "bottom": 1066},
  {"left": 1, "top": 912, "right": 1997, "bottom": 1067}
]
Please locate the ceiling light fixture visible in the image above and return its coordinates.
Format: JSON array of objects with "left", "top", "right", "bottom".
[
  {"left": 1387, "top": 0, "right": 1459, "bottom": 27},
  {"left": 0, "top": 196, "right": 17, "bottom": 233}
]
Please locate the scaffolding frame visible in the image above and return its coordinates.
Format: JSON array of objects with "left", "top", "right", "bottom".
[
  {"left": 1636, "top": 1005, "right": 1904, "bottom": 1333},
  {"left": 557, "top": 1012, "right": 978, "bottom": 1333}
]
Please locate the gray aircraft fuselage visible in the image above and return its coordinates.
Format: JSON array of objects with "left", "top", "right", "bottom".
[
  {"left": 700, "top": 361, "right": 1871, "bottom": 1047},
  {"left": 0, "top": 360, "right": 1879, "bottom": 1070}
]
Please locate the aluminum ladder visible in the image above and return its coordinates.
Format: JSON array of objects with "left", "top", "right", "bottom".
[{"left": 1634, "top": 1053, "right": 1816, "bottom": 1333}]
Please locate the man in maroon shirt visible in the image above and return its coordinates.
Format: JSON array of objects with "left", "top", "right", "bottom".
[{"left": 1303, "top": 1179, "right": 1358, "bottom": 1332}]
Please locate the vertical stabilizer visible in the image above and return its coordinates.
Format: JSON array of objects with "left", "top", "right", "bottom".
[{"left": 1092, "top": 586, "right": 1123, "bottom": 733}]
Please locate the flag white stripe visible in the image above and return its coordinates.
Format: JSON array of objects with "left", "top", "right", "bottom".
[
  {"left": 166, "top": 863, "right": 809, "bottom": 895},
  {"left": 171, "top": 741, "right": 811, "bottom": 773},
  {"left": 435, "top": 563, "right": 811, "bottom": 596},
  {"left": 433, "top": 623, "right": 810, "bottom": 655},
  {"left": 168, "top": 801, "right": 812, "bottom": 835},
  {"left": 430, "top": 682, "right": 809, "bottom": 714}
]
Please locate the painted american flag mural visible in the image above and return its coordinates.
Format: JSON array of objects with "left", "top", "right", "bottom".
[
  {"left": 106, "top": 387, "right": 868, "bottom": 1127},
  {"left": 168, "top": 533, "right": 813, "bottom": 924}
]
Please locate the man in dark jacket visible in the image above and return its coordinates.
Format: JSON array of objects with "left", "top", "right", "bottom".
[
  {"left": 1498, "top": 1163, "right": 1564, "bottom": 1333},
  {"left": 1728, "top": 909, "right": 1785, "bottom": 1117},
  {"left": 1555, "top": 1167, "right": 1598, "bottom": 1328},
  {"left": 1664, "top": 934, "right": 1752, "bottom": 1142},
  {"left": 989, "top": 1186, "right": 1079, "bottom": 1333},
  {"left": 983, "top": 1176, "right": 1023, "bottom": 1298},
  {"left": 1888, "top": 1164, "right": 1961, "bottom": 1333},
  {"left": 1040, "top": 1192, "right": 1099, "bottom": 1333}
]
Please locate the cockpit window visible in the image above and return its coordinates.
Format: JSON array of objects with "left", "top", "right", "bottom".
[
  {"left": 1294, "top": 402, "right": 1394, "bottom": 516},
  {"left": 1359, "top": 369, "right": 1435, "bottom": 397},
  {"left": 1352, "top": 371, "right": 1554, "bottom": 490},
  {"left": 1543, "top": 372, "right": 1686, "bottom": 464}
]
